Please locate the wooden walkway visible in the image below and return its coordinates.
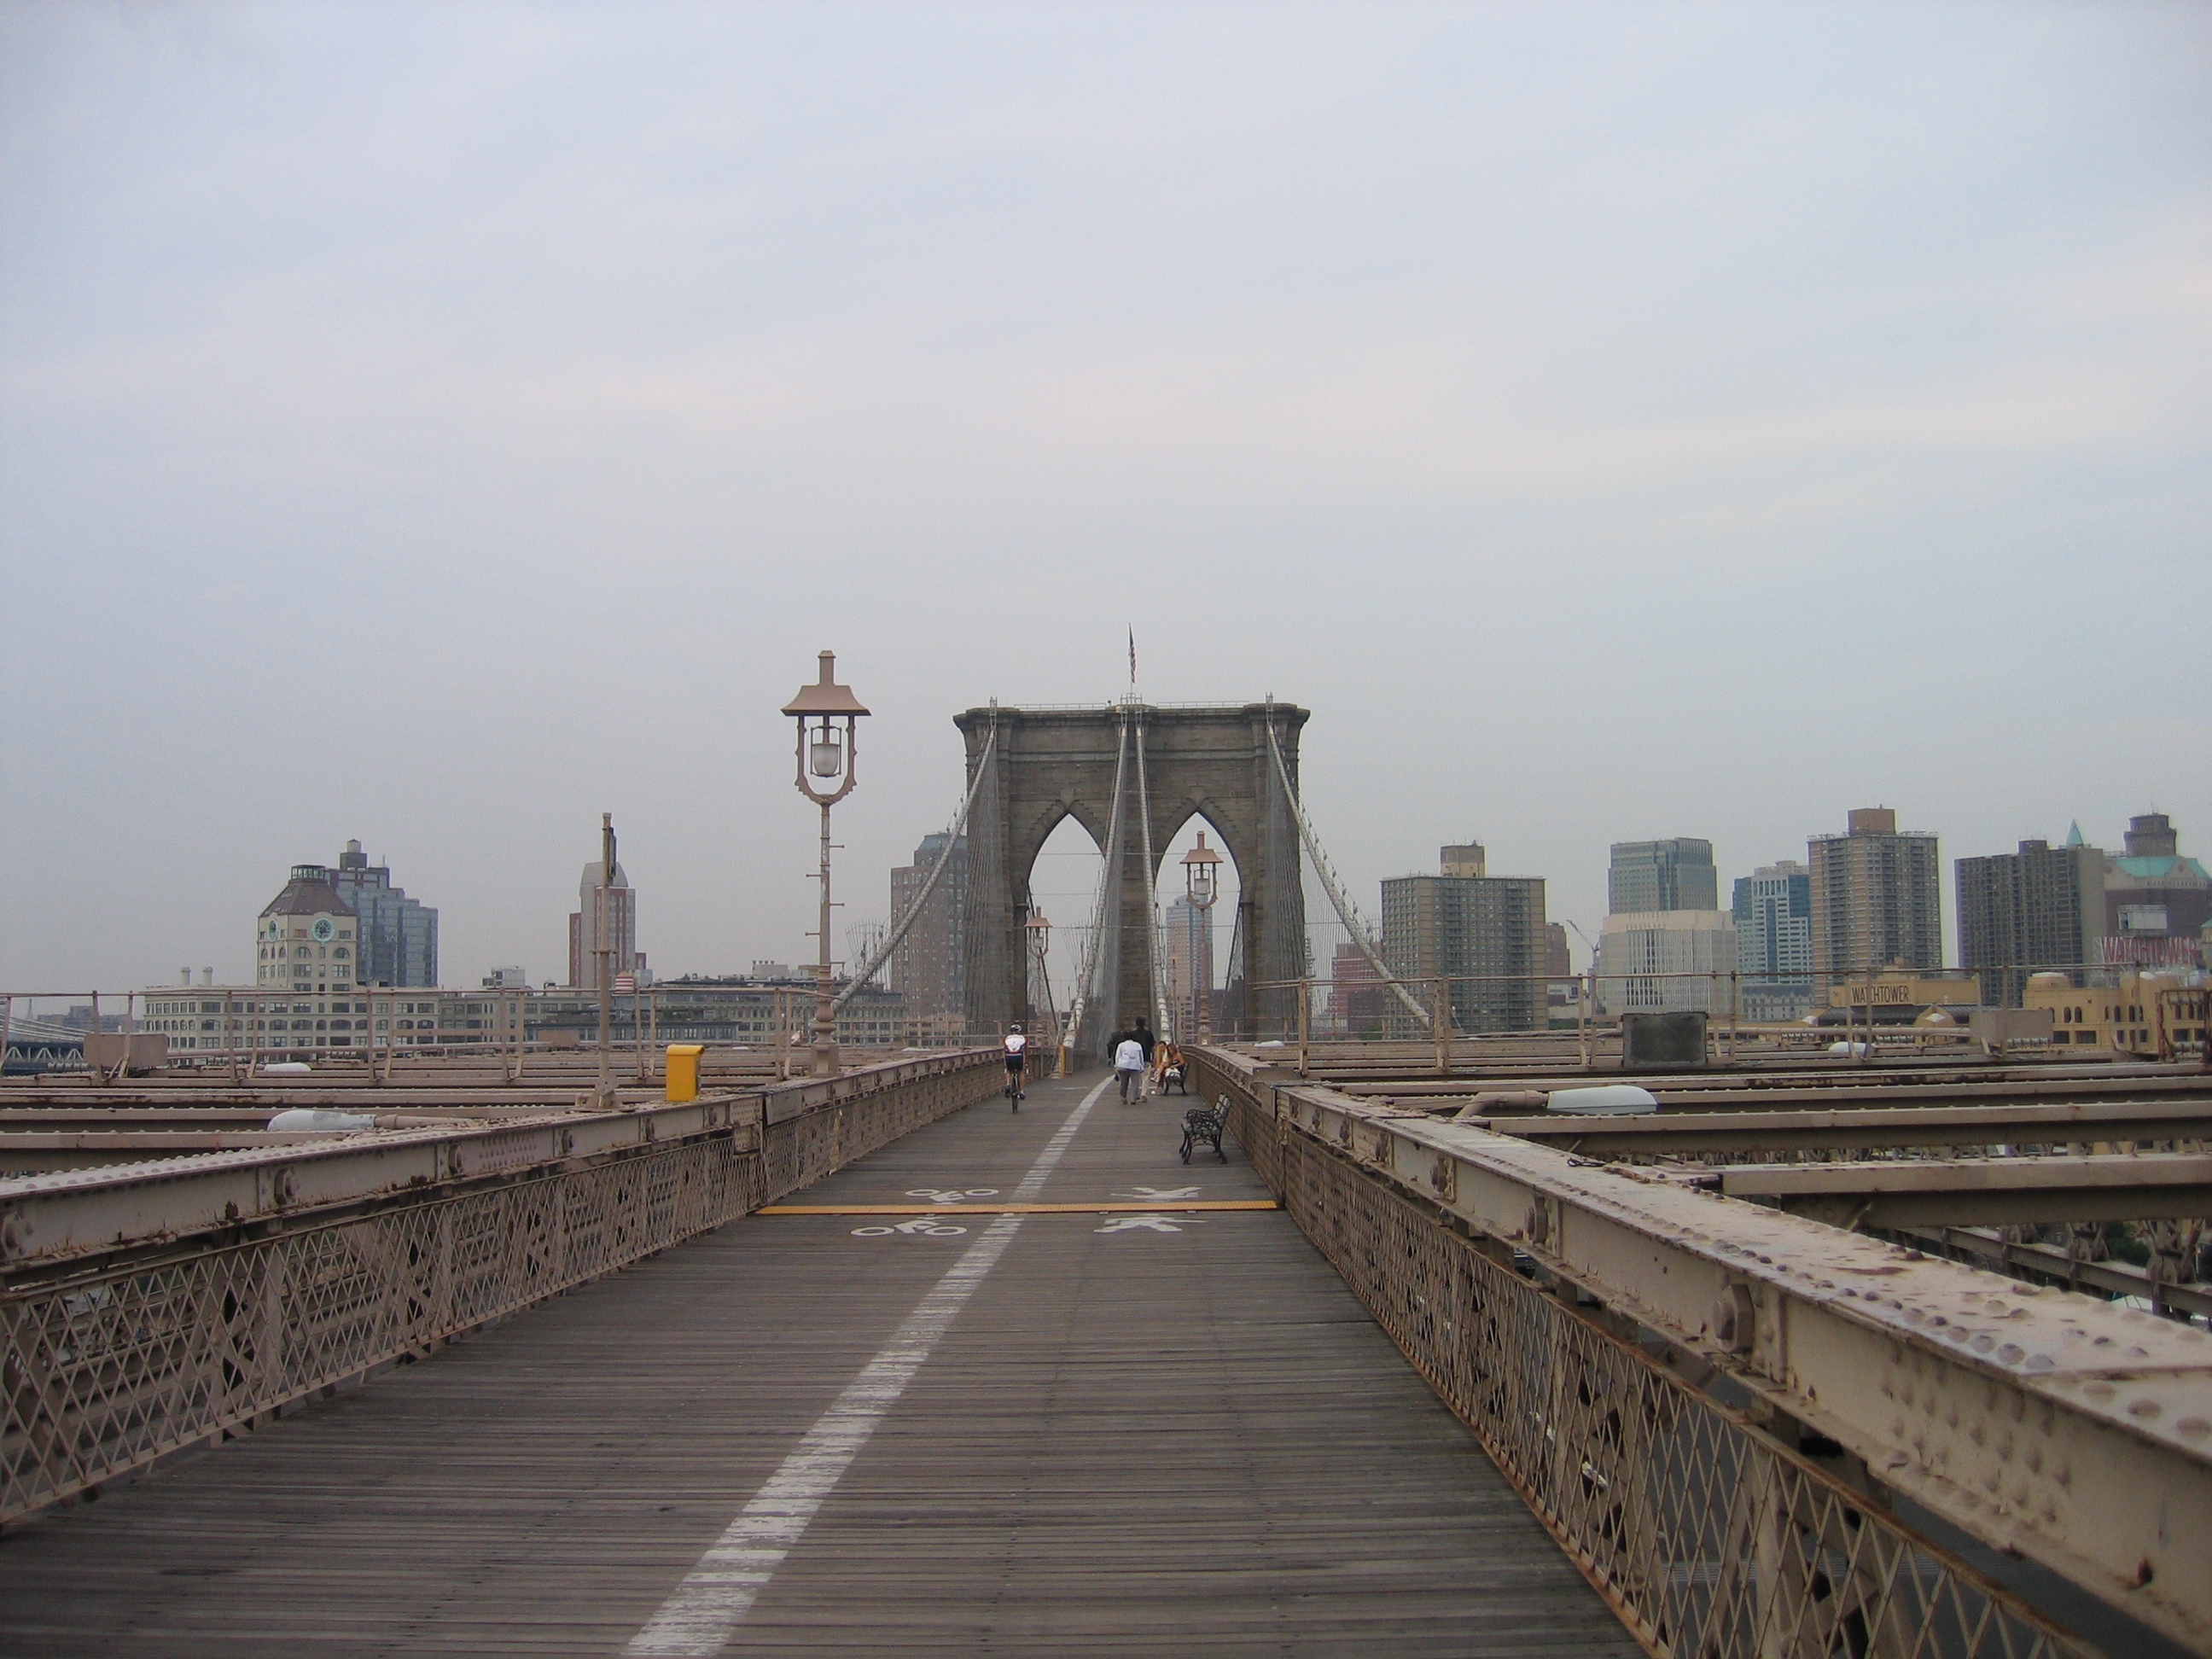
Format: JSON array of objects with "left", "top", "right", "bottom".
[{"left": 0, "top": 1072, "right": 1637, "bottom": 1657}]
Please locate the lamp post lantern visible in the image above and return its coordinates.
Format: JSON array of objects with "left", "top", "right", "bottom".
[
  {"left": 783, "top": 650, "right": 870, "bottom": 1078},
  {"left": 1025, "top": 906, "right": 1066, "bottom": 1075},
  {"left": 1180, "top": 832, "right": 1224, "bottom": 1044}
]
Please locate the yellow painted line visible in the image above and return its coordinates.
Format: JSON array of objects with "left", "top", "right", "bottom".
[{"left": 755, "top": 1201, "right": 1279, "bottom": 1216}]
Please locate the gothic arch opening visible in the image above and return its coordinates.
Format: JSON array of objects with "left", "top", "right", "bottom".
[
  {"left": 1152, "top": 811, "right": 1243, "bottom": 1043},
  {"left": 1022, "top": 812, "right": 1104, "bottom": 1040}
]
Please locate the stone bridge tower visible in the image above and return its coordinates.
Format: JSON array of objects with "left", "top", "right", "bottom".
[{"left": 952, "top": 701, "right": 1309, "bottom": 1053}]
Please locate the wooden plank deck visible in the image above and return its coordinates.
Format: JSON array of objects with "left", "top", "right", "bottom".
[{"left": 0, "top": 1072, "right": 1638, "bottom": 1657}]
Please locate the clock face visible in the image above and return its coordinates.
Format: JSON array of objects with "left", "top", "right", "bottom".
[{"left": 311, "top": 918, "right": 335, "bottom": 942}]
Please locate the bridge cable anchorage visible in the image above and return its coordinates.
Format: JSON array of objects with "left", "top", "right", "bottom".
[
  {"left": 1062, "top": 711, "right": 1129, "bottom": 1057},
  {"left": 1263, "top": 719, "right": 1435, "bottom": 1033},
  {"left": 1132, "top": 707, "right": 1172, "bottom": 1039},
  {"left": 832, "top": 719, "right": 998, "bottom": 1017}
]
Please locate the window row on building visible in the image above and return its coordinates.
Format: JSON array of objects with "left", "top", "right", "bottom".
[{"left": 133, "top": 984, "right": 909, "bottom": 1055}]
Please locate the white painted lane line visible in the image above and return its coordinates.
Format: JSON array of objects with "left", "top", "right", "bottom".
[{"left": 622, "top": 1074, "right": 1115, "bottom": 1657}]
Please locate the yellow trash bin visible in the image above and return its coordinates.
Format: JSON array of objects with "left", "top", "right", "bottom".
[{"left": 665, "top": 1043, "right": 705, "bottom": 1103}]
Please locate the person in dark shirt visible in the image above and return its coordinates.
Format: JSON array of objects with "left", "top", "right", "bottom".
[{"left": 1105, "top": 1017, "right": 1159, "bottom": 1062}]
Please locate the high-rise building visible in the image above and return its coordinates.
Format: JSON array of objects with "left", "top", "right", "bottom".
[
  {"left": 568, "top": 859, "right": 637, "bottom": 990},
  {"left": 1955, "top": 836, "right": 2104, "bottom": 1007},
  {"left": 2100, "top": 813, "right": 2210, "bottom": 969},
  {"left": 1325, "top": 941, "right": 1386, "bottom": 1036},
  {"left": 888, "top": 832, "right": 967, "bottom": 1025},
  {"left": 1162, "top": 894, "right": 1214, "bottom": 1041},
  {"left": 329, "top": 840, "right": 439, "bottom": 987},
  {"left": 1807, "top": 808, "right": 1941, "bottom": 979},
  {"left": 1608, "top": 839, "right": 1719, "bottom": 916},
  {"left": 1381, "top": 848, "right": 1547, "bottom": 1033},
  {"left": 1595, "top": 911, "right": 1738, "bottom": 1015},
  {"left": 1732, "top": 860, "right": 1813, "bottom": 1021},
  {"left": 256, "top": 864, "right": 359, "bottom": 994}
]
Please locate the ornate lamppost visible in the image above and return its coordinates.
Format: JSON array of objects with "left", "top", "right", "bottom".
[
  {"left": 1180, "top": 832, "right": 1223, "bottom": 1044},
  {"left": 1025, "top": 906, "right": 1065, "bottom": 1076},
  {"left": 783, "top": 651, "right": 869, "bottom": 1078}
]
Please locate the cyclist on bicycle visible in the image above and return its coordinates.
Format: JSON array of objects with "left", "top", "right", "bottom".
[{"left": 1002, "top": 1023, "right": 1028, "bottom": 1102}]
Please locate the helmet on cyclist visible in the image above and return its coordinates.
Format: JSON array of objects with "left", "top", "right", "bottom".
[{"left": 1008, "top": 1022, "right": 1022, "bottom": 1033}]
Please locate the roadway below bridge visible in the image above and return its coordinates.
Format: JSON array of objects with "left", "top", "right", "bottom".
[{"left": 0, "top": 1069, "right": 1634, "bottom": 1658}]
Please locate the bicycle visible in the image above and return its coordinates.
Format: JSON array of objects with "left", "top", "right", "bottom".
[{"left": 1003, "top": 1060, "right": 1026, "bottom": 1110}]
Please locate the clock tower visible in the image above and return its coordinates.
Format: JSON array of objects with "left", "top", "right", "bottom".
[{"left": 256, "top": 864, "right": 360, "bottom": 993}]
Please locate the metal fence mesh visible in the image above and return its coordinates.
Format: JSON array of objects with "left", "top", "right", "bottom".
[
  {"left": 1207, "top": 1069, "right": 2103, "bottom": 1659},
  {"left": 2, "top": 1138, "right": 750, "bottom": 1522},
  {"left": 4, "top": 1056, "right": 999, "bottom": 1524}
]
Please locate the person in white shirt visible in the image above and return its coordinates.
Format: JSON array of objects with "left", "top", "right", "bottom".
[
  {"left": 1114, "top": 1034, "right": 1146, "bottom": 1101},
  {"left": 1002, "top": 1024, "right": 1028, "bottom": 1103}
]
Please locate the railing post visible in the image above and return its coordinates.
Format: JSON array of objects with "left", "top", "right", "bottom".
[
  {"left": 1433, "top": 978, "right": 1449, "bottom": 1075},
  {"left": 1296, "top": 979, "right": 1310, "bottom": 1076}
]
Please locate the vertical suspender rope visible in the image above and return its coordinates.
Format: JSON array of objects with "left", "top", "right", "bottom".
[
  {"left": 1132, "top": 707, "right": 1171, "bottom": 1039},
  {"left": 1064, "top": 710, "right": 1130, "bottom": 1057},
  {"left": 1262, "top": 718, "right": 1435, "bottom": 1033}
]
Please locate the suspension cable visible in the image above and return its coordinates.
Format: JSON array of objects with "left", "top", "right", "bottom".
[
  {"left": 1132, "top": 707, "right": 1170, "bottom": 1038},
  {"left": 1063, "top": 709, "right": 1130, "bottom": 1054},
  {"left": 830, "top": 719, "right": 997, "bottom": 1016},
  {"left": 1262, "top": 718, "right": 1435, "bottom": 1032}
]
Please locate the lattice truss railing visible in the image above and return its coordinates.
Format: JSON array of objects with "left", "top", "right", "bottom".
[
  {"left": 3, "top": 1057, "right": 999, "bottom": 1524},
  {"left": 1201, "top": 1070, "right": 2103, "bottom": 1659},
  {"left": 2, "top": 1140, "right": 747, "bottom": 1522}
]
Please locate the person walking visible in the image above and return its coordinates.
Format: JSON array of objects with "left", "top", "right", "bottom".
[
  {"left": 1114, "top": 1032, "right": 1147, "bottom": 1102},
  {"left": 1131, "top": 1016, "right": 1160, "bottom": 1097}
]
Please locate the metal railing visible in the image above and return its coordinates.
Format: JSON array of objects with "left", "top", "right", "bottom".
[
  {"left": 0, "top": 1050, "right": 1001, "bottom": 1524},
  {"left": 1192, "top": 1051, "right": 2137, "bottom": 1659},
  {"left": 1234, "top": 961, "right": 2210, "bottom": 1072},
  {"left": 1279, "top": 1134, "right": 2099, "bottom": 1658}
]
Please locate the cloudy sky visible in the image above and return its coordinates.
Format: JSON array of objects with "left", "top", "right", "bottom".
[{"left": 2, "top": 0, "right": 2206, "bottom": 998}]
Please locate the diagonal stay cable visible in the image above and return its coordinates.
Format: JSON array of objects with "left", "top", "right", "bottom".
[
  {"left": 1262, "top": 717, "right": 1433, "bottom": 1032},
  {"left": 830, "top": 719, "right": 997, "bottom": 1016}
]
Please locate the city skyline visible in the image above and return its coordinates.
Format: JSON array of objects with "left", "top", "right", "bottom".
[
  {"left": 3, "top": 3, "right": 2206, "bottom": 991},
  {"left": 13, "top": 799, "right": 2210, "bottom": 996}
]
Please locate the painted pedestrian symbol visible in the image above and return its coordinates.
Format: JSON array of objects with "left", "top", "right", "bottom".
[
  {"left": 1094, "top": 1214, "right": 1207, "bottom": 1235},
  {"left": 853, "top": 1216, "right": 969, "bottom": 1237},
  {"left": 1113, "top": 1185, "right": 1200, "bottom": 1202},
  {"left": 905, "top": 1188, "right": 998, "bottom": 1204}
]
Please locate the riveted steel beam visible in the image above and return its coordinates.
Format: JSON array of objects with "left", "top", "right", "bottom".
[
  {"left": 1674, "top": 1152, "right": 2212, "bottom": 1229},
  {"left": 1478, "top": 1097, "right": 2212, "bottom": 1156},
  {"left": 1217, "top": 1059, "right": 2212, "bottom": 1653}
]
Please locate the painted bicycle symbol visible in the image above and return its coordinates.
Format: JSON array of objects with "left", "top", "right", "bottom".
[
  {"left": 853, "top": 1216, "right": 969, "bottom": 1237},
  {"left": 905, "top": 1188, "right": 998, "bottom": 1204}
]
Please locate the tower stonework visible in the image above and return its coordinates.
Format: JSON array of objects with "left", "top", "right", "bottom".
[{"left": 952, "top": 701, "right": 1308, "bottom": 1051}]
